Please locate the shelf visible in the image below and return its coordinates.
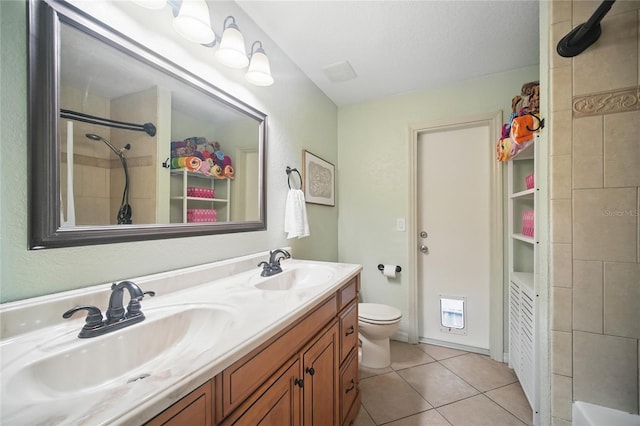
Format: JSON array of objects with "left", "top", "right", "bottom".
[
  {"left": 170, "top": 168, "right": 231, "bottom": 223},
  {"left": 511, "top": 233, "right": 535, "bottom": 244},
  {"left": 511, "top": 141, "right": 535, "bottom": 161},
  {"left": 510, "top": 188, "right": 535, "bottom": 199},
  {"left": 171, "top": 196, "right": 229, "bottom": 202},
  {"left": 511, "top": 272, "right": 534, "bottom": 293}
]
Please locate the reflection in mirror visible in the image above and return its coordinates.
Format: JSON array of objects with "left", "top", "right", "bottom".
[{"left": 29, "top": 0, "right": 266, "bottom": 249}]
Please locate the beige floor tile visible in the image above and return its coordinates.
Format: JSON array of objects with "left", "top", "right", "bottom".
[
  {"left": 486, "top": 383, "right": 534, "bottom": 426},
  {"left": 384, "top": 409, "right": 452, "bottom": 426},
  {"left": 397, "top": 362, "right": 479, "bottom": 407},
  {"left": 360, "top": 372, "right": 432, "bottom": 424},
  {"left": 417, "top": 343, "right": 468, "bottom": 360},
  {"left": 353, "top": 405, "right": 376, "bottom": 426},
  {"left": 360, "top": 364, "right": 393, "bottom": 380},
  {"left": 440, "top": 353, "right": 517, "bottom": 392},
  {"left": 437, "top": 394, "right": 526, "bottom": 426},
  {"left": 390, "top": 341, "right": 436, "bottom": 370}
]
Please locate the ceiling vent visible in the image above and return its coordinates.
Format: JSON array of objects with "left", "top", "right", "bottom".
[{"left": 322, "top": 61, "right": 357, "bottom": 83}]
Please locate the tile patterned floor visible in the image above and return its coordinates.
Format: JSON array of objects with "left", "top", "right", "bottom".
[{"left": 355, "top": 341, "right": 533, "bottom": 426}]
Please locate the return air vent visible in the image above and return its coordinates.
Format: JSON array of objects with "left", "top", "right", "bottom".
[{"left": 322, "top": 61, "right": 357, "bottom": 83}]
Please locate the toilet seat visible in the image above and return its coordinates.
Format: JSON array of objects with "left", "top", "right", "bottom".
[{"left": 359, "top": 303, "right": 402, "bottom": 324}]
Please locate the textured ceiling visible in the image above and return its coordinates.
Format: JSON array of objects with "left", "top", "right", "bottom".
[{"left": 237, "top": 0, "right": 540, "bottom": 106}]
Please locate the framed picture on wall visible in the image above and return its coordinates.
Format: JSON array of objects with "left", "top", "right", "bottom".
[{"left": 303, "top": 150, "right": 335, "bottom": 206}]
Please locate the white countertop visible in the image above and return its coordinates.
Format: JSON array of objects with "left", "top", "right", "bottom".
[{"left": 0, "top": 258, "right": 361, "bottom": 425}]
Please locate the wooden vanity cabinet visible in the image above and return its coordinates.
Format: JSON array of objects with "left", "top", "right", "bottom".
[
  {"left": 146, "top": 380, "right": 214, "bottom": 426},
  {"left": 147, "top": 274, "right": 361, "bottom": 426}
]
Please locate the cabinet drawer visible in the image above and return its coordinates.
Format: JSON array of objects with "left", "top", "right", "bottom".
[
  {"left": 338, "top": 277, "right": 358, "bottom": 311},
  {"left": 339, "top": 302, "right": 358, "bottom": 364},
  {"left": 339, "top": 350, "right": 359, "bottom": 425},
  {"left": 220, "top": 294, "right": 337, "bottom": 418},
  {"left": 221, "top": 358, "right": 301, "bottom": 426}
]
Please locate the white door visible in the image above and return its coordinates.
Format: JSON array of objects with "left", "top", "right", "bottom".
[{"left": 417, "top": 124, "right": 492, "bottom": 352}]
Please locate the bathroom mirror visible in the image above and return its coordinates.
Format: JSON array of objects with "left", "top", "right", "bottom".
[{"left": 28, "top": 0, "right": 266, "bottom": 249}]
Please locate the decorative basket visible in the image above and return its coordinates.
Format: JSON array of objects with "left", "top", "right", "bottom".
[
  {"left": 525, "top": 173, "right": 535, "bottom": 190},
  {"left": 187, "top": 187, "right": 215, "bottom": 199},
  {"left": 186, "top": 208, "right": 217, "bottom": 223},
  {"left": 521, "top": 210, "right": 534, "bottom": 238}
]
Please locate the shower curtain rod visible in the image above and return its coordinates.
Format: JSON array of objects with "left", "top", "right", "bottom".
[{"left": 60, "top": 109, "right": 157, "bottom": 137}]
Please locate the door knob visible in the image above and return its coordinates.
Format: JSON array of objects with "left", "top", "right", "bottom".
[{"left": 419, "top": 245, "right": 429, "bottom": 254}]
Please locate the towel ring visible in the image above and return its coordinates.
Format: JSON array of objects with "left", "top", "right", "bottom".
[{"left": 286, "top": 166, "right": 302, "bottom": 190}]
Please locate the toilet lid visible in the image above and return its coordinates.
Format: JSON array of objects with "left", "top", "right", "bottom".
[{"left": 359, "top": 303, "right": 402, "bottom": 322}]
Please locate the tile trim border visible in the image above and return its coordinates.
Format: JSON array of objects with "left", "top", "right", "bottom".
[{"left": 573, "top": 86, "right": 640, "bottom": 118}]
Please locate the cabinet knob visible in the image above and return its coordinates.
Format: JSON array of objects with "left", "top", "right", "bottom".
[
  {"left": 294, "top": 378, "right": 304, "bottom": 388},
  {"left": 345, "top": 325, "right": 355, "bottom": 336},
  {"left": 305, "top": 367, "right": 315, "bottom": 376}
]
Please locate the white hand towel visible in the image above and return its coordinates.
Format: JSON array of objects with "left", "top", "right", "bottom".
[{"left": 284, "top": 189, "right": 310, "bottom": 239}]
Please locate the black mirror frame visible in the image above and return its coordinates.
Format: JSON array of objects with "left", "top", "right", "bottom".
[{"left": 28, "top": 0, "right": 267, "bottom": 249}]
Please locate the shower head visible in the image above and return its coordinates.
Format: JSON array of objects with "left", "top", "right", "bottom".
[{"left": 85, "top": 134, "right": 129, "bottom": 156}]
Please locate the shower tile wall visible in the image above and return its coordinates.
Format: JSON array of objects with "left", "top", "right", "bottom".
[
  {"left": 60, "top": 86, "right": 158, "bottom": 225},
  {"left": 60, "top": 87, "right": 113, "bottom": 225},
  {"left": 548, "top": 0, "right": 640, "bottom": 423},
  {"left": 111, "top": 86, "right": 159, "bottom": 224}
]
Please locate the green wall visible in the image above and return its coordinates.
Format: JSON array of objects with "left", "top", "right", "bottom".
[{"left": 336, "top": 65, "right": 540, "bottom": 336}]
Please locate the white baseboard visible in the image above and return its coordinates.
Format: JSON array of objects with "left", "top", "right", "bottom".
[{"left": 418, "top": 337, "right": 490, "bottom": 356}]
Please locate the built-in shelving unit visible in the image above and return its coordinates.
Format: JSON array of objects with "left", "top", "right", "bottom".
[
  {"left": 170, "top": 169, "right": 231, "bottom": 223},
  {"left": 507, "top": 141, "right": 537, "bottom": 409}
]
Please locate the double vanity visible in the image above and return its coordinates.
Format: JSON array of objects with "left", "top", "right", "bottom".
[{"left": 0, "top": 251, "right": 362, "bottom": 425}]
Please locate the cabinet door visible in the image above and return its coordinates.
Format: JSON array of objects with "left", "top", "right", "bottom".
[
  {"left": 224, "top": 359, "right": 301, "bottom": 426},
  {"left": 302, "top": 322, "right": 339, "bottom": 426},
  {"left": 146, "top": 380, "right": 213, "bottom": 426}
]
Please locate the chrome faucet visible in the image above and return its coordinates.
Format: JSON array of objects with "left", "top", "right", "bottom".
[
  {"left": 63, "top": 280, "right": 155, "bottom": 338},
  {"left": 258, "top": 249, "right": 291, "bottom": 277}
]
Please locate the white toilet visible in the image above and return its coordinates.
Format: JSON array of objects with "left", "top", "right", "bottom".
[{"left": 358, "top": 303, "right": 402, "bottom": 368}]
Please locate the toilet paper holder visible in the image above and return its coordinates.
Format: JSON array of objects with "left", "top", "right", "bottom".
[{"left": 377, "top": 264, "right": 401, "bottom": 273}]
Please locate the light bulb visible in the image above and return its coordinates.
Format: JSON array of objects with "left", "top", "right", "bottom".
[
  {"left": 246, "top": 44, "right": 273, "bottom": 86},
  {"left": 173, "top": 0, "right": 215, "bottom": 45},
  {"left": 215, "top": 17, "right": 249, "bottom": 69}
]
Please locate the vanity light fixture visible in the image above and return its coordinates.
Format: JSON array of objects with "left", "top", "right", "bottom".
[
  {"left": 245, "top": 41, "right": 274, "bottom": 86},
  {"left": 172, "top": 0, "right": 216, "bottom": 45},
  {"left": 132, "top": 1, "right": 273, "bottom": 85},
  {"left": 215, "top": 16, "right": 249, "bottom": 68}
]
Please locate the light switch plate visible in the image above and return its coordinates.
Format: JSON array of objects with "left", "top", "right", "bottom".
[{"left": 396, "top": 218, "right": 406, "bottom": 232}]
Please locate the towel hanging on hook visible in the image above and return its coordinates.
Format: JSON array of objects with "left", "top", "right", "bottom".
[
  {"left": 286, "top": 166, "right": 302, "bottom": 190},
  {"left": 284, "top": 166, "right": 310, "bottom": 239}
]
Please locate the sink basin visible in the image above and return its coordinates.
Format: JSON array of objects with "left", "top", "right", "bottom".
[
  {"left": 4, "top": 303, "right": 238, "bottom": 398},
  {"left": 252, "top": 264, "right": 335, "bottom": 291}
]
